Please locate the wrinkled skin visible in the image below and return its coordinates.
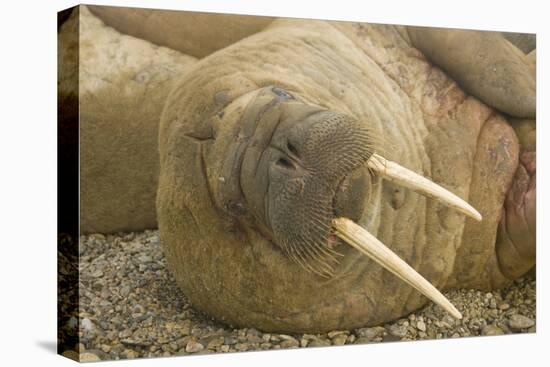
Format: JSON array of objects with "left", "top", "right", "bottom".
[{"left": 156, "top": 19, "right": 536, "bottom": 332}]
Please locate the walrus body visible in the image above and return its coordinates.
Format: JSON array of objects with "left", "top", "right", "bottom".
[{"left": 156, "top": 19, "right": 535, "bottom": 332}]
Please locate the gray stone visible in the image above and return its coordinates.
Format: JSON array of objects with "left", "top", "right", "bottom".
[
  {"left": 307, "top": 338, "right": 331, "bottom": 347},
  {"left": 327, "top": 330, "right": 347, "bottom": 339},
  {"left": 416, "top": 320, "right": 426, "bottom": 332},
  {"left": 185, "top": 340, "right": 204, "bottom": 353},
  {"left": 388, "top": 324, "right": 408, "bottom": 338},
  {"left": 356, "top": 326, "right": 385, "bottom": 340},
  {"left": 280, "top": 336, "right": 299, "bottom": 349},
  {"left": 332, "top": 334, "right": 347, "bottom": 346},
  {"left": 81, "top": 318, "right": 94, "bottom": 333},
  {"left": 508, "top": 315, "right": 535, "bottom": 330},
  {"left": 80, "top": 352, "right": 102, "bottom": 362},
  {"left": 481, "top": 325, "right": 505, "bottom": 336}
]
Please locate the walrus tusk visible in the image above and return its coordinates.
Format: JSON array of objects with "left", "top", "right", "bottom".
[
  {"left": 367, "top": 153, "right": 482, "bottom": 221},
  {"left": 332, "top": 217, "right": 463, "bottom": 319}
]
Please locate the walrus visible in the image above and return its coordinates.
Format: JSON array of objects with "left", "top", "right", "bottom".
[
  {"left": 58, "top": 6, "right": 197, "bottom": 233},
  {"left": 155, "top": 19, "right": 535, "bottom": 332},
  {"left": 60, "top": 6, "right": 536, "bottom": 333}
]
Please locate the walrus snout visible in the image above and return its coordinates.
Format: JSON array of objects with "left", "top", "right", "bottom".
[{"left": 237, "top": 91, "right": 376, "bottom": 277}]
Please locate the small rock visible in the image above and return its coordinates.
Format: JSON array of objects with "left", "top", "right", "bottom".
[
  {"left": 75, "top": 342, "right": 85, "bottom": 353},
  {"left": 388, "top": 324, "right": 408, "bottom": 338},
  {"left": 332, "top": 334, "right": 347, "bottom": 346},
  {"left": 138, "top": 255, "right": 153, "bottom": 263},
  {"left": 81, "top": 318, "right": 94, "bottom": 333},
  {"left": 119, "top": 329, "right": 132, "bottom": 339},
  {"left": 185, "top": 340, "right": 204, "bottom": 353},
  {"left": 100, "top": 344, "right": 111, "bottom": 353},
  {"left": 498, "top": 302, "right": 510, "bottom": 310},
  {"left": 206, "top": 337, "right": 224, "bottom": 350},
  {"left": 356, "top": 326, "right": 385, "bottom": 340},
  {"left": 224, "top": 336, "right": 238, "bottom": 345},
  {"left": 382, "top": 334, "right": 401, "bottom": 342},
  {"left": 327, "top": 330, "right": 347, "bottom": 339},
  {"left": 246, "top": 329, "right": 264, "bottom": 343},
  {"left": 481, "top": 325, "right": 504, "bottom": 336},
  {"left": 416, "top": 320, "right": 426, "bottom": 332},
  {"left": 280, "top": 336, "right": 299, "bottom": 349},
  {"left": 308, "top": 338, "right": 331, "bottom": 347},
  {"left": 508, "top": 315, "right": 535, "bottom": 330},
  {"left": 66, "top": 316, "right": 78, "bottom": 330},
  {"left": 235, "top": 343, "right": 249, "bottom": 351},
  {"left": 80, "top": 352, "right": 102, "bottom": 362},
  {"left": 91, "top": 270, "right": 104, "bottom": 278},
  {"left": 442, "top": 315, "right": 456, "bottom": 327},
  {"left": 61, "top": 350, "right": 79, "bottom": 361},
  {"left": 123, "top": 349, "right": 138, "bottom": 359}
]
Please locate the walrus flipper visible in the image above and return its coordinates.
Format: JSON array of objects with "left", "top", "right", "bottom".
[{"left": 407, "top": 26, "right": 535, "bottom": 119}]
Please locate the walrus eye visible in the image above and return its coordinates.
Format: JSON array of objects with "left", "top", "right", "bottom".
[
  {"left": 271, "top": 86, "right": 294, "bottom": 99},
  {"left": 276, "top": 157, "right": 295, "bottom": 170},
  {"left": 287, "top": 142, "right": 299, "bottom": 157}
]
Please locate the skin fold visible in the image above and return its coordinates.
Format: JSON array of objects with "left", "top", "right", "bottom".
[{"left": 62, "top": 6, "right": 536, "bottom": 332}]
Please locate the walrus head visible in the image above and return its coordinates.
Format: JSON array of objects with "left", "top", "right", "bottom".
[
  {"left": 215, "top": 86, "right": 374, "bottom": 277},
  {"left": 200, "top": 85, "right": 480, "bottom": 318}
]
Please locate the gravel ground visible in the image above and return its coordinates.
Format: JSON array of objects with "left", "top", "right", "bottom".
[{"left": 63, "top": 230, "right": 536, "bottom": 361}]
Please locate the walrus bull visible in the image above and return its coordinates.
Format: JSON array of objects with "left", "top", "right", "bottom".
[
  {"left": 155, "top": 19, "right": 535, "bottom": 332},
  {"left": 62, "top": 7, "right": 536, "bottom": 333}
]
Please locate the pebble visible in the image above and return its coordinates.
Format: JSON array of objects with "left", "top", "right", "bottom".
[
  {"left": 332, "top": 334, "right": 347, "bottom": 346},
  {"left": 388, "top": 324, "right": 408, "bottom": 338},
  {"left": 308, "top": 338, "right": 331, "bottom": 347},
  {"left": 80, "top": 352, "right": 101, "bottom": 362},
  {"left": 68, "top": 229, "right": 535, "bottom": 361},
  {"left": 356, "top": 326, "right": 385, "bottom": 340},
  {"left": 81, "top": 318, "right": 94, "bottom": 333},
  {"left": 280, "top": 336, "right": 300, "bottom": 349},
  {"left": 327, "top": 330, "right": 347, "bottom": 339},
  {"left": 67, "top": 316, "right": 78, "bottom": 330},
  {"left": 91, "top": 270, "right": 104, "bottom": 278},
  {"left": 101, "top": 344, "right": 112, "bottom": 353},
  {"left": 416, "top": 320, "right": 426, "bottom": 332},
  {"left": 481, "top": 325, "right": 504, "bottom": 336},
  {"left": 123, "top": 349, "right": 139, "bottom": 359},
  {"left": 61, "top": 350, "right": 79, "bottom": 361},
  {"left": 508, "top": 315, "right": 535, "bottom": 330},
  {"left": 207, "top": 337, "right": 224, "bottom": 350},
  {"left": 185, "top": 340, "right": 204, "bottom": 353}
]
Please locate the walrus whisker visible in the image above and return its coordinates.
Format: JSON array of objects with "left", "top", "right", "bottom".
[
  {"left": 332, "top": 217, "right": 462, "bottom": 319},
  {"left": 298, "top": 234, "right": 337, "bottom": 275},
  {"left": 366, "top": 153, "right": 482, "bottom": 221}
]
